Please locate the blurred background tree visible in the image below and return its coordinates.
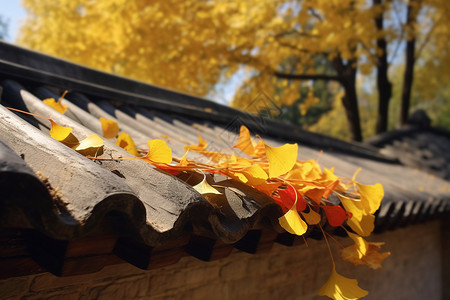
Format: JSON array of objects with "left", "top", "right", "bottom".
[{"left": 18, "top": 0, "right": 450, "bottom": 141}]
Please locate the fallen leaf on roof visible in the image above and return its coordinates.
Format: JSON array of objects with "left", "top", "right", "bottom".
[
  {"left": 49, "top": 119, "right": 104, "bottom": 156},
  {"left": 43, "top": 90, "right": 68, "bottom": 114},
  {"left": 356, "top": 183, "right": 383, "bottom": 215},
  {"left": 272, "top": 185, "right": 306, "bottom": 213},
  {"left": 230, "top": 164, "right": 268, "bottom": 186},
  {"left": 264, "top": 142, "right": 298, "bottom": 178},
  {"left": 193, "top": 175, "right": 222, "bottom": 195},
  {"left": 142, "top": 139, "right": 172, "bottom": 164},
  {"left": 338, "top": 190, "right": 378, "bottom": 237},
  {"left": 233, "top": 125, "right": 256, "bottom": 156},
  {"left": 184, "top": 134, "right": 208, "bottom": 152},
  {"left": 278, "top": 200, "right": 308, "bottom": 235},
  {"left": 100, "top": 117, "right": 119, "bottom": 139},
  {"left": 49, "top": 120, "right": 79, "bottom": 147},
  {"left": 74, "top": 134, "right": 104, "bottom": 156},
  {"left": 322, "top": 205, "right": 348, "bottom": 227},
  {"left": 116, "top": 132, "right": 139, "bottom": 156}
]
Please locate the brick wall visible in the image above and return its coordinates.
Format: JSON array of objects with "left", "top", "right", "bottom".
[{"left": 0, "top": 220, "right": 446, "bottom": 300}]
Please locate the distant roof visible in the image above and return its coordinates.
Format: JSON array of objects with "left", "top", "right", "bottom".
[
  {"left": 368, "top": 111, "right": 450, "bottom": 180},
  {"left": 1, "top": 41, "right": 449, "bottom": 278}
]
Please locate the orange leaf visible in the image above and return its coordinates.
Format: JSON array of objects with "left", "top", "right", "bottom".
[
  {"left": 305, "top": 188, "right": 325, "bottom": 205},
  {"left": 184, "top": 134, "right": 208, "bottom": 152},
  {"left": 273, "top": 185, "right": 306, "bottom": 212},
  {"left": 324, "top": 180, "right": 340, "bottom": 199},
  {"left": 254, "top": 182, "right": 282, "bottom": 197},
  {"left": 233, "top": 125, "right": 256, "bottom": 156},
  {"left": 322, "top": 205, "right": 348, "bottom": 227}
]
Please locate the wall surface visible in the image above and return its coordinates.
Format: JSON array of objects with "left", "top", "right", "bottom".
[{"left": 0, "top": 220, "right": 445, "bottom": 300}]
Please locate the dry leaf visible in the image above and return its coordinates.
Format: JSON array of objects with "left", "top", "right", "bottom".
[
  {"left": 193, "top": 175, "right": 222, "bottom": 195},
  {"left": 233, "top": 125, "right": 256, "bottom": 156},
  {"left": 74, "top": 134, "right": 104, "bottom": 156},
  {"left": 340, "top": 232, "right": 390, "bottom": 270}
]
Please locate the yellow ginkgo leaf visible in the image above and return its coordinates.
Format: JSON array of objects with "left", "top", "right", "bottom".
[
  {"left": 184, "top": 134, "right": 208, "bottom": 152},
  {"left": 143, "top": 139, "right": 172, "bottom": 164},
  {"left": 264, "top": 142, "right": 298, "bottom": 178},
  {"left": 346, "top": 213, "right": 375, "bottom": 237},
  {"left": 356, "top": 183, "right": 384, "bottom": 215},
  {"left": 43, "top": 98, "right": 68, "bottom": 114},
  {"left": 116, "top": 132, "right": 139, "bottom": 156},
  {"left": 232, "top": 165, "right": 268, "bottom": 186},
  {"left": 278, "top": 201, "right": 308, "bottom": 236},
  {"left": 100, "top": 117, "right": 119, "bottom": 139},
  {"left": 43, "top": 90, "right": 68, "bottom": 114},
  {"left": 338, "top": 194, "right": 363, "bottom": 222},
  {"left": 233, "top": 125, "right": 256, "bottom": 156},
  {"left": 49, "top": 119, "right": 79, "bottom": 147},
  {"left": 301, "top": 208, "right": 321, "bottom": 225},
  {"left": 318, "top": 267, "right": 368, "bottom": 300},
  {"left": 73, "top": 134, "right": 104, "bottom": 156},
  {"left": 192, "top": 175, "right": 222, "bottom": 195},
  {"left": 340, "top": 231, "right": 390, "bottom": 270}
]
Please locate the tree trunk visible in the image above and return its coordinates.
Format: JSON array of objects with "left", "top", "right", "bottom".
[
  {"left": 333, "top": 57, "right": 363, "bottom": 141},
  {"left": 400, "top": 0, "right": 420, "bottom": 125},
  {"left": 342, "top": 76, "right": 363, "bottom": 142},
  {"left": 374, "top": 0, "right": 392, "bottom": 133}
]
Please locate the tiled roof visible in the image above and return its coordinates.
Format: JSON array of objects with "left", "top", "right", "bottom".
[
  {"left": 1, "top": 41, "right": 449, "bottom": 278},
  {"left": 368, "top": 118, "right": 450, "bottom": 180}
]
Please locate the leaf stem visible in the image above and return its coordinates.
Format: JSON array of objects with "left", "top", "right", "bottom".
[{"left": 319, "top": 223, "right": 335, "bottom": 268}]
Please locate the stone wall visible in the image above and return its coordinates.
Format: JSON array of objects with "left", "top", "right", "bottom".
[{"left": 0, "top": 220, "right": 445, "bottom": 300}]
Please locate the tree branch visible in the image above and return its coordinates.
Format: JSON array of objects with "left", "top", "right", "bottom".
[{"left": 273, "top": 71, "right": 341, "bottom": 82}]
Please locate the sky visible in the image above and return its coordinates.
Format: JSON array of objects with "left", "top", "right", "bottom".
[{"left": 2, "top": 0, "right": 26, "bottom": 43}]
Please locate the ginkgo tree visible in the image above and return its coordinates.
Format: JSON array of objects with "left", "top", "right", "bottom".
[{"left": 18, "top": 0, "right": 450, "bottom": 140}]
